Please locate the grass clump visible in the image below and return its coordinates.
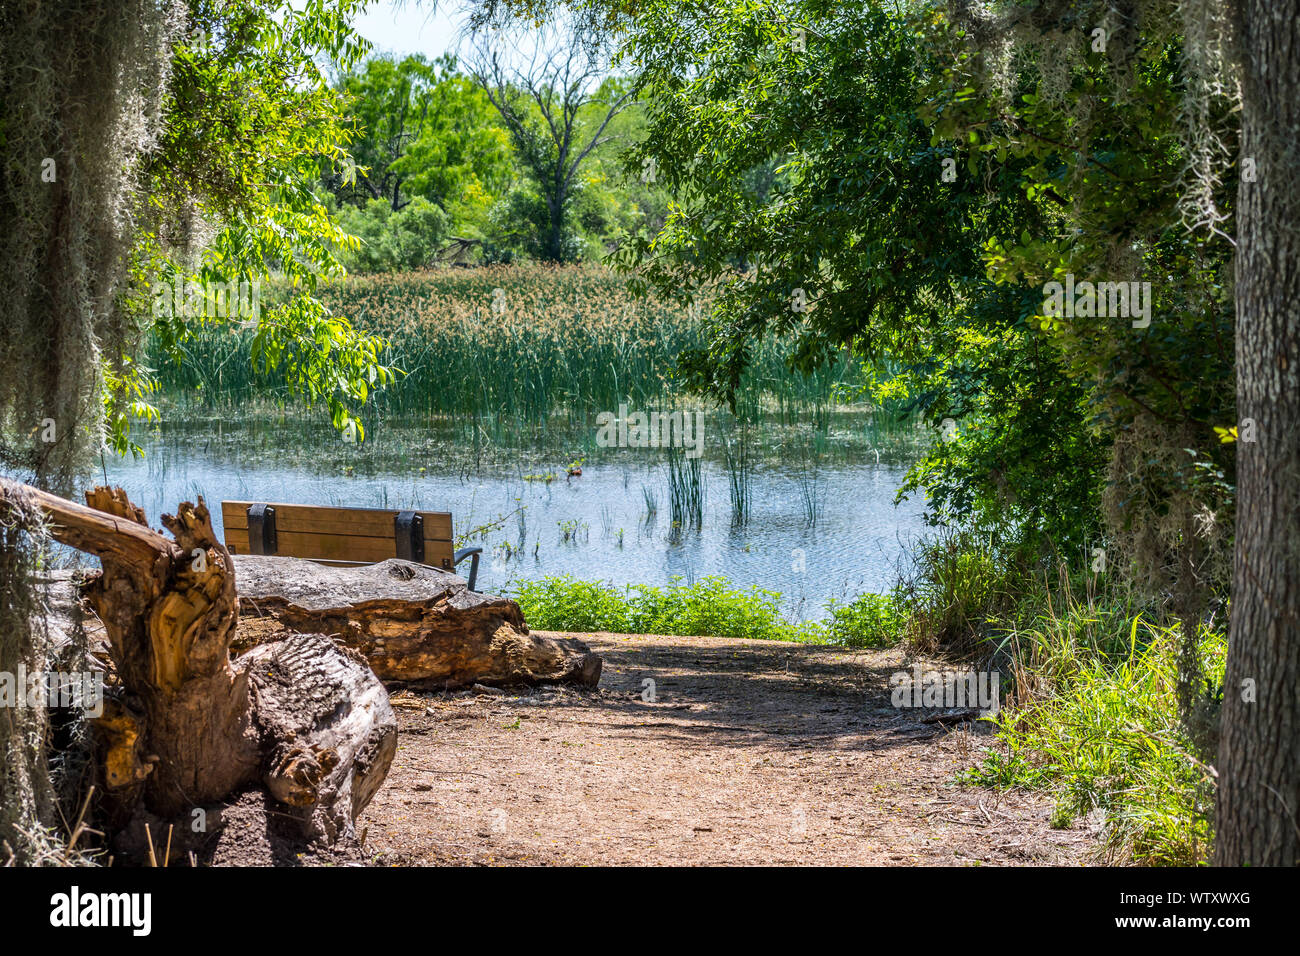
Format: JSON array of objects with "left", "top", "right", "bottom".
[
  {"left": 964, "top": 601, "right": 1223, "bottom": 865},
  {"left": 892, "top": 533, "right": 1021, "bottom": 654},
  {"left": 897, "top": 533, "right": 1224, "bottom": 866},
  {"left": 510, "top": 574, "right": 827, "bottom": 643}
]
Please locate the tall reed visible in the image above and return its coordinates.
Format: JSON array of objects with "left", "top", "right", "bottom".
[
  {"left": 723, "top": 424, "right": 753, "bottom": 525},
  {"left": 665, "top": 445, "right": 704, "bottom": 533},
  {"left": 144, "top": 264, "right": 871, "bottom": 431}
]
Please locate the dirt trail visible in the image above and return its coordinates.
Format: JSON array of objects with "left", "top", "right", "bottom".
[{"left": 365, "top": 632, "right": 1097, "bottom": 865}]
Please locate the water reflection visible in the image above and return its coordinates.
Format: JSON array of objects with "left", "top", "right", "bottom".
[{"left": 101, "top": 415, "right": 929, "bottom": 620}]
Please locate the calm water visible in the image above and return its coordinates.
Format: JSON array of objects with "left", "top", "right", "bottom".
[{"left": 99, "top": 416, "right": 928, "bottom": 620}]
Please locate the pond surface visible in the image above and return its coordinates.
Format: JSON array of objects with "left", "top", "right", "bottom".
[{"left": 99, "top": 415, "right": 929, "bottom": 620}]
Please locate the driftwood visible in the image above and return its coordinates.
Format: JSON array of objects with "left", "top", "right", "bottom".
[
  {"left": 234, "top": 555, "right": 602, "bottom": 688},
  {"left": 5, "top": 483, "right": 395, "bottom": 849}
]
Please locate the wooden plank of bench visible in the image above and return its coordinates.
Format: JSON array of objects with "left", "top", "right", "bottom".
[
  {"left": 221, "top": 501, "right": 456, "bottom": 570},
  {"left": 221, "top": 501, "right": 452, "bottom": 541},
  {"left": 263, "top": 555, "right": 459, "bottom": 570},
  {"left": 265, "top": 531, "right": 399, "bottom": 564},
  {"left": 224, "top": 527, "right": 456, "bottom": 569}
]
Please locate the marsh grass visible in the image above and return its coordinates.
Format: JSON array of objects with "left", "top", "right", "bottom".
[
  {"left": 140, "top": 265, "right": 931, "bottom": 494},
  {"left": 722, "top": 425, "right": 753, "bottom": 525},
  {"left": 794, "top": 434, "right": 828, "bottom": 527},
  {"left": 896, "top": 532, "right": 1223, "bottom": 865},
  {"left": 147, "top": 264, "right": 869, "bottom": 428},
  {"left": 665, "top": 445, "right": 704, "bottom": 534},
  {"left": 640, "top": 483, "right": 658, "bottom": 522}
]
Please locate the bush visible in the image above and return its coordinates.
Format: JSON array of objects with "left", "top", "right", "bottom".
[
  {"left": 824, "top": 592, "right": 904, "bottom": 648},
  {"left": 509, "top": 575, "right": 631, "bottom": 632},
  {"left": 336, "top": 197, "right": 450, "bottom": 273},
  {"left": 485, "top": 185, "right": 585, "bottom": 262},
  {"left": 509, "top": 574, "right": 824, "bottom": 643},
  {"left": 627, "top": 576, "right": 814, "bottom": 642}
]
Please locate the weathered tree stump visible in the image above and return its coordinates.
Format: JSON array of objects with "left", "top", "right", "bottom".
[
  {"left": 6, "top": 483, "right": 395, "bottom": 850},
  {"left": 233, "top": 555, "right": 602, "bottom": 688}
]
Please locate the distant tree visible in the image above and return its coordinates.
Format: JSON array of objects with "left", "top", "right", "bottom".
[
  {"left": 467, "top": 24, "right": 630, "bottom": 261},
  {"left": 332, "top": 55, "right": 436, "bottom": 210},
  {"left": 567, "top": 90, "right": 672, "bottom": 256},
  {"left": 334, "top": 196, "right": 451, "bottom": 272},
  {"left": 330, "top": 54, "right": 514, "bottom": 222}
]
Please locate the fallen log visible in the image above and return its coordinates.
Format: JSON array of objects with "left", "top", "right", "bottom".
[
  {"left": 242, "top": 633, "right": 395, "bottom": 842},
  {"left": 1, "top": 481, "right": 395, "bottom": 852},
  {"left": 233, "top": 555, "right": 602, "bottom": 688}
]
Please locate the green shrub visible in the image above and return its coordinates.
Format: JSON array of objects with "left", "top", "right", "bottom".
[
  {"left": 627, "top": 576, "right": 815, "bottom": 642},
  {"left": 509, "top": 575, "right": 631, "bottom": 632},
  {"left": 508, "top": 574, "right": 825, "bottom": 643},
  {"left": 484, "top": 184, "right": 584, "bottom": 262},
  {"left": 965, "top": 607, "right": 1223, "bottom": 865},
  {"left": 824, "top": 592, "right": 904, "bottom": 647},
  {"left": 336, "top": 197, "right": 450, "bottom": 273}
]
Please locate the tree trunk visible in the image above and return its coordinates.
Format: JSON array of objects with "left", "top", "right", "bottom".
[
  {"left": 546, "top": 185, "right": 567, "bottom": 262},
  {"left": 7, "top": 483, "right": 396, "bottom": 848},
  {"left": 1216, "top": 0, "right": 1300, "bottom": 866},
  {"left": 71, "top": 486, "right": 259, "bottom": 816},
  {"left": 239, "top": 633, "right": 396, "bottom": 842},
  {"left": 233, "top": 555, "right": 602, "bottom": 688}
]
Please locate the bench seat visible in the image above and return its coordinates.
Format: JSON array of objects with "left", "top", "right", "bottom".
[{"left": 221, "top": 500, "right": 482, "bottom": 590}]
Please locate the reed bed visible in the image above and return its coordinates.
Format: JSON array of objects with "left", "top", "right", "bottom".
[{"left": 145, "top": 263, "right": 865, "bottom": 428}]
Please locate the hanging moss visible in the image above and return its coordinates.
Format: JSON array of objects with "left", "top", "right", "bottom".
[
  {"left": 0, "top": 0, "right": 184, "bottom": 864},
  {"left": 0, "top": 484, "right": 57, "bottom": 864},
  {"left": 0, "top": 0, "right": 183, "bottom": 488}
]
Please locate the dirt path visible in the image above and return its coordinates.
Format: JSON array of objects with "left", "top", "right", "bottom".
[{"left": 364, "top": 632, "right": 1098, "bottom": 865}]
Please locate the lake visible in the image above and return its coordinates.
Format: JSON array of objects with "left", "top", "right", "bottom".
[{"left": 99, "top": 413, "right": 930, "bottom": 620}]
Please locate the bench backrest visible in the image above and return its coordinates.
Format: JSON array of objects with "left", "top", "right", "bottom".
[{"left": 221, "top": 500, "right": 455, "bottom": 570}]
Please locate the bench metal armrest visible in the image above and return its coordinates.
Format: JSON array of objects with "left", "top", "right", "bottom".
[{"left": 453, "top": 547, "right": 483, "bottom": 592}]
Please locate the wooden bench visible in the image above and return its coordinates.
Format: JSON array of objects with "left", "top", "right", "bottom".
[{"left": 221, "top": 500, "right": 483, "bottom": 591}]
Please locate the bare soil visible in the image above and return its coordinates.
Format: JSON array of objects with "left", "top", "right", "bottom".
[{"left": 360, "top": 631, "right": 1099, "bottom": 866}]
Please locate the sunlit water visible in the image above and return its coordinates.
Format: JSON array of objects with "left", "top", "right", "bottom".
[{"left": 99, "top": 416, "right": 929, "bottom": 621}]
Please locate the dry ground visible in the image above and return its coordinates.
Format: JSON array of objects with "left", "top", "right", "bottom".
[{"left": 362, "top": 631, "right": 1099, "bottom": 866}]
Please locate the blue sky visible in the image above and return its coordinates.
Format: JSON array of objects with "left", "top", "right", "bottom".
[
  {"left": 343, "top": 1, "right": 608, "bottom": 87},
  {"left": 351, "top": 0, "right": 468, "bottom": 60}
]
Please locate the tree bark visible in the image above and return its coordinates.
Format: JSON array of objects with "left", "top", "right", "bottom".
[
  {"left": 74, "top": 487, "right": 259, "bottom": 815},
  {"left": 1216, "top": 0, "right": 1300, "bottom": 866},
  {"left": 9, "top": 483, "right": 395, "bottom": 847},
  {"left": 234, "top": 555, "right": 602, "bottom": 688},
  {"left": 240, "top": 633, "right": 396, "bottom": 842}
]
